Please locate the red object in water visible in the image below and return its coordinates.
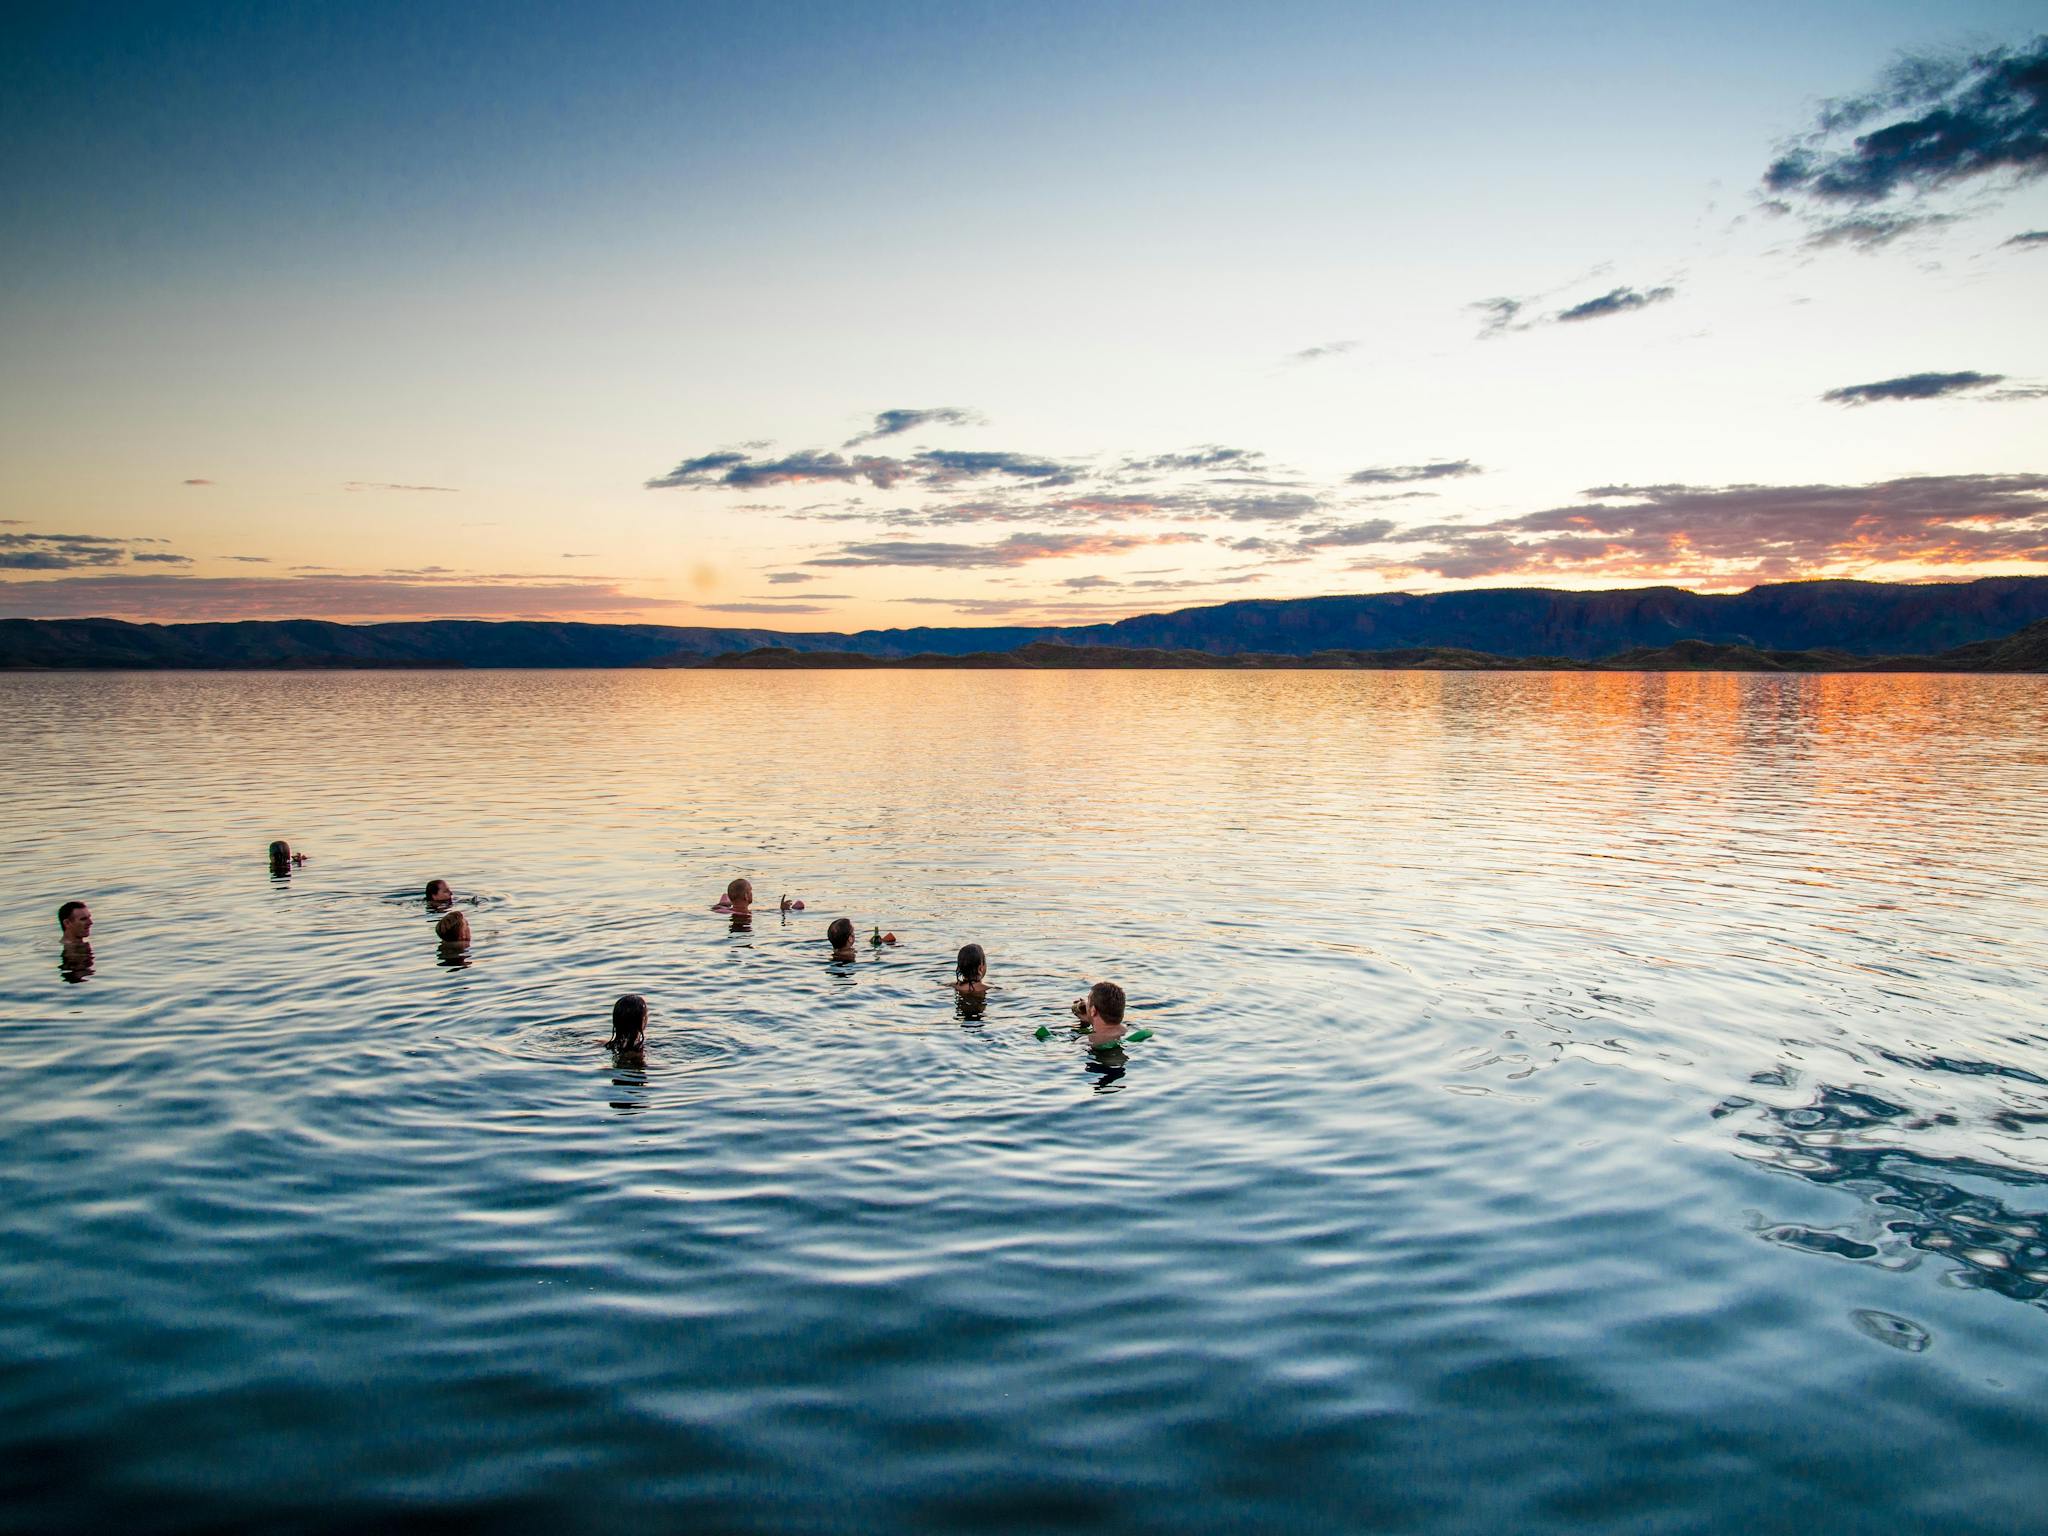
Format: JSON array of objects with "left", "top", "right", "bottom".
[{"left": 883, "top": 932, "right": 897, "bottom": 945}]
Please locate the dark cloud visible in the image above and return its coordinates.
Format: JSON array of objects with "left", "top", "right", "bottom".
[
  {"left": 1555, "top": 286, "right": 1677, "bottom": 323},
  {"left": 224, "top": 556, "right": 271, "bottom": 564},
  {"left": 843, "top": 407, "right": 982, "bottom": 447},
  {"left": 0, "top": 532, "right": 131, "bottom": 570},
  {"left": 0, "top": 573, "right": 686, "bottom": 621},
  {"left": 1353, "top": 474, "right": 2048, "bottom": 582},
  {"left": 1120, "top": 446, "right": 1265, "bottom": 474},
  {"left": 911, "top": 450, "right": 1075, "bottom": 486},
  {"left": 2007, "top": 229, "right": 2048, "bottom": 246},
  {"left": 182, "top": 478, "right": 213, "bottom": 486},
  {"left": 1347, "top": 460, "right": 1481, "bottom": 485},
  {"left": 766, "top": 571, "right": 821, "bottom": 584},
  {"left": 1765, "top": 36, "right": 2048, "bottom": 207},
  {"left": 343, "top": 482, "right": 460, "bottom": 493},
  {"left": 650, "top": 451, "right": 749, "bottom": 484},
  {"left": 1822, "top": 371, "right": 2005, "bottom": 404},
  {"left": 1062, "top": 574, "right": 1118, "bottom": 590},
  {"left": 806, "top": 531, "right": 1202, "bottom": 569},
  {"left": 648, "top": 447, "right": 1072, "bottom": 492},
  {"left": 131, "top": 552, "right": 194, "bottom": 564},
  {"left": 1471, "top": 282, "right": 1675, "bottom": 335},
  {"left": 1197, "top": 493, "right": 1321, "bottom": 522},
  {"left": 1296, "top": 519, "right": 1399, "bottom": 550},
  {"left": 1284, "top": 340, "right": 1357, "bottom": 365},
  {"left": 646, "top": 450, "right": 914, "bottom": 490}
]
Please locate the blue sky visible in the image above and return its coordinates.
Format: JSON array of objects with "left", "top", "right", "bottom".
[{"left": 3, "top": 1, "right": 2045, "bottom": 626}]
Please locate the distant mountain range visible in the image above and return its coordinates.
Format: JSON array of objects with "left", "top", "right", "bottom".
[
  {"left": 4, "top": 576, "right": 2048, "bottom": 670},
  {"left": 704, "top": 622, "right": 2048, "bottom": 673}
]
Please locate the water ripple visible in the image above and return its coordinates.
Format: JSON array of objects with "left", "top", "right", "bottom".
[{"left": 2, "top": 670, "right": 2046, "bottom": 1533}]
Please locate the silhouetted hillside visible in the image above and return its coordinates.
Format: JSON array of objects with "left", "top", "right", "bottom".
[
  {"left": 5, "top": 578, "right": 2048, "bottom": 669},
  {"left": 1042, "top": 577, "right": 2048, "bottom": 659},
  {"left": 699, "top": 642, "right": 1554, "bottom": 670},
  {"left": 701, "top": 632, "right": 2048, "bottom": 673}
]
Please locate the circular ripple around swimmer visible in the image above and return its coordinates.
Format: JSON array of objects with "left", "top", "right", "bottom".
[
  {"left": 375, "top": 888, "right": 510, "bottom": 911},
  {"left": 503, "top": 1019, "right": 750, "bottom": 1077},
  {"left": 1852, "top": 1308, "right": 1933, "bottom": 1352}
]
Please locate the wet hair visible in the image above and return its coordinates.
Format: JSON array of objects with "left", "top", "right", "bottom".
[
  {"left": 424, "top": 879, "right": 451, "bottom": 902},
  {"left": 57, "top": 900, "right": 86, "bottom": 928},
  {"left": 612, "top": 993, "right": 647, "bottom": 1045},
  {"left": 268, "top": 840, "right": 292, "bottom": 863},
  {"left": 435, "top": 911, "right": 469, "bottom": 944},
  {"left": 726, "top": 878, "right": 752, "bottom": 904},
  {"left": 956, "top": 943, "right": 986, "bottom": 983},
  {"left": 827, "top": 917, "right": 855, "bottom": 949},
  {"left": 1087, "top": 981, "right": 1126, "bottom": 1025}
]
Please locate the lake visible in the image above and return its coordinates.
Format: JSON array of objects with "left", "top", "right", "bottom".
[{"left": 2, "top": 669, "right": 2045, "bottom": 1533}]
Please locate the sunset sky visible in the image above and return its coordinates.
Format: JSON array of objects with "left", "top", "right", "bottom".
[{"left": 2, "top": 1, "right": 2045, "bottom": 632}]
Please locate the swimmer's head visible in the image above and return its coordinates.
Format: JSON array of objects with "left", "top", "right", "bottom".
[
  {"left": 435, "top": 910, "right": 470, "bottom": 945},
  {"left": 611, "top": 993, "right": 647, "bottom": 1048},
  {"left": 726, "top": 878, "right": 752, "bottom": 907},
  {"left": 1087, "top": 981, "right": 1126, "bottom": 1026},
  {"left": 424, "top": 879, "right": 452, "bottom": 906},
  {"left": 268, "top": 840, "right": 292, "bottom": 865},
  {"left": 58, "top": 900, "right": 92, "bottom": 942},
  {"left": 956, "top": 943, "right": 986, "bottom": 983},
  {"left": 827, "top": 917, "right": 855, "bottom": 951}
]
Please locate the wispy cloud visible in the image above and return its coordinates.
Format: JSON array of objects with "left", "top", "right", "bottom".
[
  {"left": 766, "top": 571, "right": 821, "bottom": 584},
  {"left": 0, "top": 573, "right": 686, "bottom": 621},
  {"left": 785, "top": 486, "right": 1324, "bottom": 531},
  {"left": 1471, "top": 296, "right": 1529, "bottom": 339},
  {"left": 131, "top": 552, "right": 194, "bottom": 564},
  {"left": 343, "top": 481, "right": 460, "bottom": 493},
  {"left": 2007, "top": 229, "right": 2048, "bottom": 247},
  {"left": 842, "top": 407, "right": 982, "bottom": 447},
  {"left": 182, "top": 478, "right": 213, "bottom": 486},
  {"left": 1801, "top": 210, "right": 1957, "bottom": 251},
  {"left": 1347, "top": 459, "right": 1481, "bottom": 485},
  {"left": 1350, "top": 473, "right": 2048, "bottom": 582},
  {"left": 1284, "top": 340, "right": 1357, "bottom": 365},
  {"left": 806, "top": 531, "right": 1203, "bottom": 569},
  {"left": 698, "top": 601, "right": 833, "bottom": 615}
]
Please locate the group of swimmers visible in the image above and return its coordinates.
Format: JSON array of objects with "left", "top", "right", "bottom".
[{"left": 56, "top": 855, "right": 1140, "bottom": 1061}]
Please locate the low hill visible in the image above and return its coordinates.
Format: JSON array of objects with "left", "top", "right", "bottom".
[
  {"left": 5, "top": 578, "right": 2048, "bottom": 669},
  {"left": 700, "top": 630, "right": 2048, "bottom": 673}
]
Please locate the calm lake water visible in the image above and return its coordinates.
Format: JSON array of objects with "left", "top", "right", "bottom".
[{"left": 3, "top": 670, "right": 2046, "bottom": 1533}]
